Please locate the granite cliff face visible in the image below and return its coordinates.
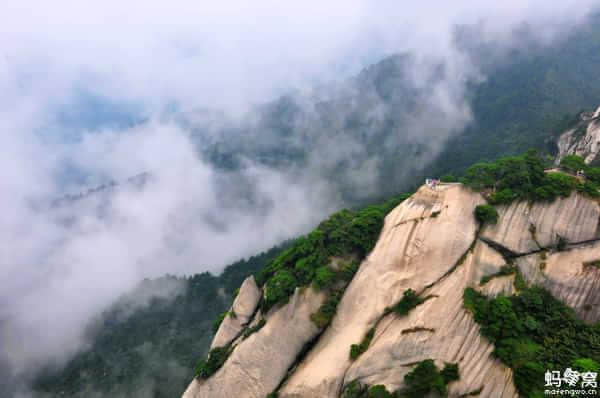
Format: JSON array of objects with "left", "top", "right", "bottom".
[
  {"left": 184, "top": 286, "right": 325, "bottom": 398},
  {"left": 556, "top": 106, "right": 600, "bottom": 165},
  {"left": 279, "top": 184, "right": 484, "bottom": 397},
  {"left": 183, "top": 181, "right": 600, "bottom": 398},
  {"left": 210, "top": 276, "right": 261, "bottom": 350}
]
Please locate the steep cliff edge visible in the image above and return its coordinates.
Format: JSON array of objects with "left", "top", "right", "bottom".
[
  {"left": 339, "top": 240, "right": 519, "bottom": 398},
  {"left": 210, "top": 276, "right": 261, "bottom": 349},
  {"left": 183, "top": 287, "right": 326, "bottom": 398},
  {"left": 279, "top": 184, "right": 484, "bottom": 397},
  {"left": 183, "top": 177, "right": 600, "bottom": 398},
  {"left": 480, "top": 192, "right": 600, "bottom": 254}
]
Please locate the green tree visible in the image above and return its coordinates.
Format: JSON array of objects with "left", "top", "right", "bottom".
[
  {"left": 392, "top": 289, "right": 424, "bottom": 316},
  {"left": 313, "top": 266, "right": 336, "bottom": 290},
  {"left": 402, "top": 359, "right": 448, "bottom": 397},
  {"left": 474, "top": 204, "right": 498, "bottom": 224},
  {"left": 264, "top": 270, "right": 298, "bottom": 309},
  {"left": 560, "top": 155, "right": 587, "bottom": 173}
]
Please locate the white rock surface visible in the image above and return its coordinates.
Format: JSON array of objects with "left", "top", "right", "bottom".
[
  {"left": 516, "top": 242, "right": 600, "bottom": 323},
  {"left": 211, "top": 276, "right": 262, "bottom": 349},
  {"left": 343, "top": 241, "right": 519, "bottom": 397},
  {"left": 182, "top": 287, "right": 326, "bottom": 398},
  {"left": 279, "top": 184, "right": 484, "bottom": 397},
  {"left": 481, "top": 193, "right": 600, "bottom": 254},
  {"left": 556, "top": 106, "right": 600, "bottom": 164}
]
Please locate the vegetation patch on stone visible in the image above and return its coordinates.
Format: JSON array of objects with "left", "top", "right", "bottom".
[
  {"left": 310, "top": 290, "right": 343, "bottom": 328},
  {"left": 194, "top": 344, "right": 233, "bottom": 379},
  {"left": 342, "top": 360, "right": 460, "bottom": 397},
  {"left": 399, "top": 360, "right": 459, "bottom": 397},
  {"left": 463, "top": 286, "right": 600, "bottom": 397},
  {"left": 474, "top": 204, "right": 498, "bottom": 224},
  {"left": 242, "top": 318, "right": 266, "bottom": 339},
  {"left": 388, "top": 289, "right": 425, "bottom": 316},
  {"left": 462, "top": 150, "right": 600, "bottom": 204},
  {"left": 342, "top": 381, "right": 394, "bottom": 398},
  {"left": 213, "top": 311, "right": 229, "bottom": 333},
  {"left": 556, "top": 235, "right": 569, "bottom": 251},
  {"left": 350, "top": 327, "right": 376, "bottom": 360},
  {"left": 513, "top": 269, "right": 527, "bottom": 291},
  {"left": 583, "top": 259, "right": 600, "bottom": 268},
  {"left": 256, "top": 194, "right": 410, "bottom": 312},
  {"left": 313, "top": 265, "right": 337, "bottom": 290},
  {"left": 479, "top": 264, "right": 517, "bottom": 285}
]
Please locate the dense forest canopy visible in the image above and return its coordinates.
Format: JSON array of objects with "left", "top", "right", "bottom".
[
  {"left": 464, "top": 286, "right": 600, "bottom": 396},
  {"left": 461, "top": 150, "right": 600, "bottom": 204}
]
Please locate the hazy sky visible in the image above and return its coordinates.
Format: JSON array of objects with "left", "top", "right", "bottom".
[{"left": 1, "top": 0, "right": 600, "bottom": 394}]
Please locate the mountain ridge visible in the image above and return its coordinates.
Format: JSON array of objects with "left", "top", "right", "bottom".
[{"left": 184, "top": 145, "right": 600, "bottom": 397}]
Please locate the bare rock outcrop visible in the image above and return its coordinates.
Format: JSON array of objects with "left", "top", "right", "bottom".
[
  {"left": 516, "top": 241, "right": 600, "bottom": 323},
  {"left": 556, "top": 105, "right": 600, "bottom": 164},
  {"left": 182, "top": 183, "right": 600, "bottom": 398},
  {"left": 480, "top": 193, "right": 600, "bottom": 254},
  {"left": 211, "top": 276, "right": 261, "bottom": 349},
  {"left": 183, "top": 287, "right": 326, "bottom": 398},
  {"left": 342, "top": 241, "right": 518, "bottom": 398},
  {"left": 279, "top": 184, "right": 484, "bottom": 397}
]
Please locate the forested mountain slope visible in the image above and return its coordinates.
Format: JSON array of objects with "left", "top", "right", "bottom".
[
  {"left": 185, "top": 151, "right": 600, "bottom": 398},
  {"left": 193, "top": 12, "right": 600, "bottom": 201},
  {"left": 422, "top": 13, "right": 600, "bottom": 180},
  {"left": 32, "top": 245, "right": 286, "bottom": 398}
]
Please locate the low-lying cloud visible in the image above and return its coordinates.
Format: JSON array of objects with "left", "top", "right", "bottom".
[{"left": 1, "top": 123, "right": 338, "bottom": 377}]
